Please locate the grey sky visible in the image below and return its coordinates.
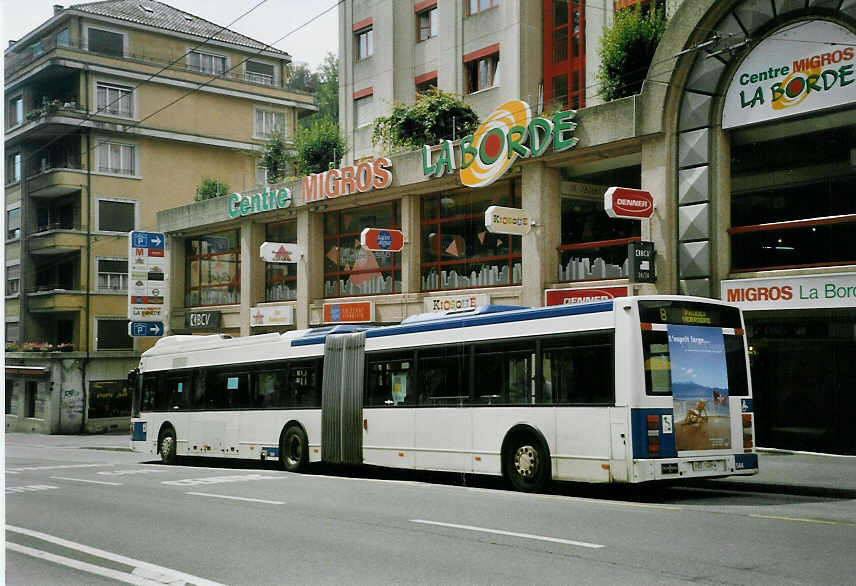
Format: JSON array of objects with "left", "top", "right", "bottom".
[{"left": 1, "top": 0, "right": 338, "bottom": 69}]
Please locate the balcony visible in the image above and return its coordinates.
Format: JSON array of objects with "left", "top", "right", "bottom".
[
  {"left": 27, "top": 290, "right": 86, "bottom": 313},
  {"left": 28, "top": 229, "right": 85, "bottom": 256},
  {"left": 27, "top": 167, "right": 85, "bottom": 198}
]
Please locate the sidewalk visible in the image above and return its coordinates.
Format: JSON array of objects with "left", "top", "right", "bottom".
[{"left": 6, "top": 433, "right": 856, "bottom": 497}]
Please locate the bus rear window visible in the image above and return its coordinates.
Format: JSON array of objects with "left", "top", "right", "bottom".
[{"left": 724, "top": 334, "right": 749, "bottom": 396}]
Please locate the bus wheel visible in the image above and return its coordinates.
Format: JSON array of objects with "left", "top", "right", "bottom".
[
  {"left": 505, "top": 436, "right": 548, "bottom": 493},
  {"left": 280, "top": 426, "right": 308, "bottom": 473},
  {"left": 159, "top": 428, "right": 177, "bottom": 465}
]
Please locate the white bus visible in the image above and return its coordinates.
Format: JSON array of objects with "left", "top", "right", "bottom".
[{"left": 129, "top": 296, "right": 758, "bottom": 491}]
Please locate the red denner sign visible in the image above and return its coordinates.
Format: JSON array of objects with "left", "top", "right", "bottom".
[{"left": 604, "top": 187, "right": 654, "bottom": 219}]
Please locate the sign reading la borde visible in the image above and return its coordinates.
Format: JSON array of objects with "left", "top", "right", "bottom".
[
  {"left": 423, "top": 100, "right": 579, "bottom": 188},
  {"left": 723, "top": 20, "right": 856, "bottom": 129}
]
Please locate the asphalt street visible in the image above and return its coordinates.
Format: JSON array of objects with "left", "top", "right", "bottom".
[{"left": 5, "top": 433, "right": 856, "bottom": 585}]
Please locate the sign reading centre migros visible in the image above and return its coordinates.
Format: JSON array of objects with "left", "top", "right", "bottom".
[
  {"left": 423, "top": 100, "right": 579, "bottom": 188},
  {"left": 723, "top": 20, "right": 856, "bottom": 129}
]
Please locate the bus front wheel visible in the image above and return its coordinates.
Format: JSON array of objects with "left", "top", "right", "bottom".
[
  {"left": 159, "top": 428, "right": 177, "bottom": 465},
  {"left": 279, "top": 426, "right": 308, "bottom": 473},
  {"left": 504, "top": 435, "right": 548, "bottom": 493}
]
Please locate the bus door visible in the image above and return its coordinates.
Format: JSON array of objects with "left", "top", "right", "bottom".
[{"left": 321, "top": 332, "right": 365, "bottom": 465}]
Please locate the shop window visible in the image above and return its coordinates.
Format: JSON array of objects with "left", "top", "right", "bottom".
[
  {"left": 88, "top": 380, "right": 130, "bottom": 418},
  {"left": 730, "top": 127, "right": 856, "bottom": 271},
  {"left": 265, "top": 220, "right": 298, "bottom": 301},
  {"left": 88, "top": 28, "right": 124, "bottom": 56},
  {"left": 96, "top": 140, "right": 135, "bottom": 175},
  {"left": 6, "top": 153, "right": 21, "bottom": 184},
  {"left": 354, "top": 94, "right": 374, "bottom": 127},
  {"left": 417, "top": 6, "right": 438, "bottom": 42},
  {"left": 245, "top": 60, "right": 275, "bottom": 85},
  {"left": 97, "top": 258, "right": 128, "bottom": 291},
  {"left": 96, "top": 82, "right": 133, "bottom": 117},
  {"left": 6, "top": 264, "right": 20, "bottom": 295},
  {"left": 7, "top": 207, "right": 21, "bottom": 239},
  {"left": 8, "top": 96, "right": 23, "bottom": 128},
  {"left": 255, "top": 108, "right": 286, "bottom": 139},
  {"left": 468, "top": 0, "right": 499, "bottom": 14},
  {"left": 185, "top": 231, "right": 240, "bottom": 306},
  {"left": 97, "top": 199, "right": 136, "bottom": 232},
  {"left": 24, "top": 381, "right": 37, "bottom": 418},
  {"left": 355, "top": 26, "right": 373, "bottom": 60},
  {"left": 96, "top": 319, "right": 132, "bottom": 350},
  {"left": 188, "top": 50, "right": 226, "bottom": 75},
  {"left": 464, "top": 48, "right": 499, "bottom": 93},
  {"left": 324, "top": 202, "right": 401, "bottom": 297},
  {"left": 421, "top": 186, "right": 521, "bottom": 290}
]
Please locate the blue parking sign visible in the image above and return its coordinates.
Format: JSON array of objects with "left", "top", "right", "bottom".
[
  {"left": 130, "top": 231, "right": 165, "bottom": 250},
  {"left": 129, "top": 322, "right": 164, "bottom": 337}
]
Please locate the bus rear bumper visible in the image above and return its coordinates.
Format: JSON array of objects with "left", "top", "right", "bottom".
[{"left": 633, "top": 453, "right": 759, "bottom": 482}]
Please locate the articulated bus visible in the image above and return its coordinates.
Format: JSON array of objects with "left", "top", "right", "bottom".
[{"left": 129, "top": 296, "right": 758, "bottom": 491}]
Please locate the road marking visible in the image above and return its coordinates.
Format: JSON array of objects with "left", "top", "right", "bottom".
[
  {"left": 186, "top": 492, "right": 285, "bottom": 505},
  {"left": 97, "top": 469, "right": 165, "bottom": 476},
  {"left": 6, "top": 524, "right": 225, "bottom": 586},
  {"left": 410, "top": 519, "right": 605, "bottom": 549},
  {"left": 750, "top": 514, "right": 841, "bottom": 525},
  {"left": 7, "top": 463, "right": 112, "bottom": 474},
  {"left": 162, "top": 473, "right": 281, "bottom": 487},
  {"left": 51, "top": 476, "right": 123, "bottom": 486},
  {"left": 6, "top": 484, "right": 59, "bottom": 495}
]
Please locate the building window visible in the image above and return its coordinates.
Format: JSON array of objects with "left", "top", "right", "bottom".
[
  {"left": 421, "top": 186, "right": 521, "bottom": 290},
  {"left": 245, "top": 60, "right": 275, "bottom": 85},
  {"left": 96, "top": 82, "right": 133, "bottom": 117},
  {"left": 5, "top": 380, "right": 13, "bottom": 414},
  {"left": 7, "top": 152, "right": 21, "bottom": 184},
  {"left": 7, "top": 208, "right": 21, "bottom": 240},
  {"left": 468, "top": 0, "right": 499, "bottom": 15},
  {"left": 97, "top": 199, "right": 136, "bottom": 232},
  {"left": 96, "top": 141, "right": 135, "bottom": 175},
  {"left": 188, "top": 50, "right": 226, "bottom": 75},
  {"left": 265, "top": 220, "right": 298, "bottom": 301},
  {"left": 417, "top": 6, "right": 438, "bottom": 42},
  {"left": 24, "top": 381, "right": 37, "bottom": 418},
  {"left": 96, "top": 319, "right": 132, "bottom": 350},
  {"left": 6, "top": 322, "right": 19, "bottom": 343},
  {"left": 416, "top": 74, "right": 438, "bottom": 95},
  {"left": 97, "top": 259, "right": 128, "bottom": 291},
  {"left": 88, "top": 27, "right": 124, "bottom": 57},
  {"left": 6, "top": 264, "right": 20, "bottom": 295},
  {"left": 324, "top": 202, "right": 401, "bottom": 297},
  {"left": 356, "top": 27, "right": 374, "bottom": 60},
  {"left": 545, "top": 0, "right": 585, "bottom": 110},
  {"left": 730, "top": 126, "right": 856, "bottom": 271},
  {"left": 185, "top": 231, "right": 241, "bottom": 307},
  {"left": 354, "top": 94, "right": 374, "bottom": 128},
  {"left": 254, "top": 108, "right": 287, "bottom": 139},
  {"left": 465, "top": 49, "right": 499, "bottom": 93},
  {"left": 88, "top": 380, "right": 130, "bottom": 418},
  {"left": 56, "top": 27, "right": 70, "bottom": 47},
  {"left": 8, "top": 96, "right": 23, "bottom": 128}
]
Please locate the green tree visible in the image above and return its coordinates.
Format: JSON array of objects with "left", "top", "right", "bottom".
[
  {"left": 371, "top": 89, "right": 479, "bottom": 153},
  {"left": 195, "top": 176, "right": 229, "bottom": 201},
  {"left": 597, "top": 4, "right": 667, "bottom": 102},
  {"left": 294, "top": 117, "right": 346, "bottom": 176},
  {"left": 286, "top": 61, "right": 319, "bottom": 93},
  {"left": 260, "top": 133, "right": 289, "bottom": 184},
  {"left": 315, "top": 52, "right": 339, "bottom": 124}
]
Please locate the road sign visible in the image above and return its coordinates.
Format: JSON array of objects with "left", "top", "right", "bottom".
[
  {"left": 484, "top": 205, "right": 532, "bottom": 235},
  {"left": 629, "top": 240, "right": 656, "bottom": 283},
  {"left": 129, "top": 230, "right": 168, "bottom": 322},
  {"left": 360, "top": 228, "right": 404, "bottom": 252},
  {"left": 604, "top": 187, "right": 654, "bottom": 219},
  {"left": 128, "top": 321, "right": 164, "bottom": 337}
]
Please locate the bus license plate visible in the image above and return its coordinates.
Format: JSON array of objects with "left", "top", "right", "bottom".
[{"left": 692, "top": 460, "right": 725, "bottom": 472}]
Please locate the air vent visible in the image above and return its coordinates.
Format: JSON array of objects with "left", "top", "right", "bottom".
[{"left": 138, "top": 4, "right": 153, "bottom": 14}]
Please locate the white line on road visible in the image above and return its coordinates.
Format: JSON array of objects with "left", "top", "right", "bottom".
[
  {"left": 51, "top": 476, "right": 123, "bottom": 486},
  {"left": 186, "top": 492, "right": 285, "bottom": 505},
  {"left": 7, "top": 542, "right": 159, "bottom": 586},
  {"left": 410, "top": 519, "right": 605, "bottom": 549},
  {"left": 7, "top": 463, "right": 113, "bottom": 474},
  {"left": 6, "top": 525, "right": 226, "bottom": 586}
]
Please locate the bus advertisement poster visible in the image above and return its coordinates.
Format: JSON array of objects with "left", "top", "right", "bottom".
[{"left": 667, "top": 325, "right": 732, "bottom": 452}]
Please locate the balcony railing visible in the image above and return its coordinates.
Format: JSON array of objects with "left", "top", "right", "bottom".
[{"left": 6, "top": 36, "right": 287, "bottom": 89}]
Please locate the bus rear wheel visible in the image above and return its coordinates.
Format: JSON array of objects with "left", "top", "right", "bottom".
[
  {"left": 504, "top": 435, "right": 548, "bottom": 493},
  {"left": 159, "top": 428, "right": 177, "bottom": 465},
  {"left": 279, "top": 426, "right": 308, "bottom": 473}
]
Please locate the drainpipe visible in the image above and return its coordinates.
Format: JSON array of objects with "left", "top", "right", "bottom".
[{"left": 81, "top": 70, "right": 92, "bottom": 434}]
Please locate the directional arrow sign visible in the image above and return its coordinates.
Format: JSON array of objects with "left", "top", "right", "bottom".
[{"left": 128, "top": 321, "right": 164, "bottom": 337}]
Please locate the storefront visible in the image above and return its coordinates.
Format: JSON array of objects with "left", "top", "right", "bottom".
[{"left": 156, "top": 1, "right": 856, "bottom": 454}]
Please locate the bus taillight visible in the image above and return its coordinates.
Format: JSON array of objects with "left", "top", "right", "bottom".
[
  {"left": 742, "top": 413, "right": 754, "bottom": 451},
  {"left": 647, "top": 415, "right": 660, "bottom": 457}
]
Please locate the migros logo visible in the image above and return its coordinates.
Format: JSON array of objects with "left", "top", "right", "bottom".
[{"left": 423, "top": 100, "right": 579, "bottom": 188}]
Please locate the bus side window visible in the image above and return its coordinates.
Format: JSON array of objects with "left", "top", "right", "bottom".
[
  {"left": 473, "top": 340, "right": 536, "bottom": 405},
  {"left": 364, "top": 352, "right": 413, "bottom": 406},
  {"left": 542, "top": 332, "right": 615, "bottom": 404},
  {"left": 289, "top": 362, "right": 320, "bottom": 407},
  {"left": 255, "top": 369, "right": 286, "bottom": 408},
  {"left": 417, "top": 345, "right": 468, "bottom": 406},
  {"left": 141, "top": 373, "right": 159, "bottom": 411}
]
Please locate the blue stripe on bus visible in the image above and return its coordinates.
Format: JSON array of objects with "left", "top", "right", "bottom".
[
  {"left": 291, "top": 301, "right": 615, "bottom": 346},
  {"left": 734, "top": 453, "right": 758, "bottom": 471},
  {"left": 131, "top": 421, "right": 146, "bottom": 441},
  {"left": 630, "top": 408, "right": 677, "bottom": 459}
]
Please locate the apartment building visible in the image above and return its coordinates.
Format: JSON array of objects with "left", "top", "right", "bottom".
[{"left": 4, "top": 0, "right": 316, "bottom": 433}]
